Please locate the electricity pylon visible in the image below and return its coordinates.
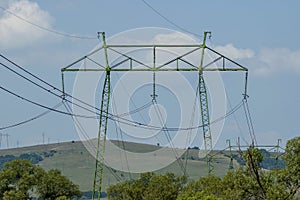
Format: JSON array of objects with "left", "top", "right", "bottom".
[
  {"left": 0, "top": 133, "right": 9, "bottom": 149},
  {"left": 225, "top": 138, "right": 283, "bottom": 171},
  {"left": 61, "top": 31, "right": 248, "bottom": 199}
]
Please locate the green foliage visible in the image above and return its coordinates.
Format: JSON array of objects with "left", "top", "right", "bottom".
[
  {"left": 3, "top": 190, "right": 26, "bottom": 200},
  {"left": 107, "top": 172, "right": 186, "bottom": 200},
  {"left": 144, "top": 173, "right": 186, "bottom": 200},
  {"left": 43, "top": 150, "right": 57, "bottom": 158},
  {"left": 0, "top": 155, "right": 15, "bottom": 169},
  {"left": 284, "top": 136, "right": 300, "bottom": 177},
  {"left": 0, "top": 159, "right": 82, "bottom": 200},
  {"left": 280, "top": 136, "right": 300, "bottom": 199},
  {"left": 19, "top": 153, "right": 43, "bottom": 164},
  {"left": 37, "top": 169, "right": 82, "bottom": 200},
  {"left": 177, "top": 191, "right": 222, "bottom": 200},
  {"left": 0, "top": 159, "right": 40, "bottom": 199},
  {"left": 177, "top": 176, "right": 223, "bottom": 200},
  {"left": 54, "top": 196, "right": 67, "bottom": 200},
  {"left": 0, "top": 153, "right": 43, "bottom": 169}
]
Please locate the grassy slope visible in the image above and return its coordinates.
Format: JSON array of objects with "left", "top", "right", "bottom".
[{"left": 0, "top": 140, "right": 239, "bottom": 193}]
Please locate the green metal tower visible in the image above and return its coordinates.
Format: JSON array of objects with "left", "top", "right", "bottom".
[
  {"left": 61, "top": 31, "right": 249, "bottom": 199},
  {"left": 92, "top": 32, "right": 111, "bottom": 200},
  {"left": 198, "top": 32, "right": 214, "bottom": 174},
  {"left": 92, "top": 32, "right": 111, "bottom": 199}
]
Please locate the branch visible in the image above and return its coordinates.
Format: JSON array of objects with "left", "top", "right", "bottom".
[{"left": 247, "top": 149, "right": 266, "bottom": 199}]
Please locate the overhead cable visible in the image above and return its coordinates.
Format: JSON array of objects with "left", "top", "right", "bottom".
[
  {"left": 0, "top": 102, "right": 62, "bottom": 130},
  {"left": 0, "top": 6, "right": 97, "bottom": 40},
  {"left": 0, "top": 54, "right": 245, "bottom": 132},
  {"left": 141, "top": 0, "right": 202, "bottom": 38}
]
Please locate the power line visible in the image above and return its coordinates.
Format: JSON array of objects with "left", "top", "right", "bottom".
[
  {"left": 0, "top": 54, "right": 245, "bottom": 132},
  {"left": 0, "top": 85, "right": 99, "bottom": 120},
  {"left": 183, "top": 83, "right": 199, "bottom": 176},
  {"left": 152, "top": 100, "right": 186, "bottom": 174},
  {"left": 0, "top": 57, "right": 160, "bottom": 131},
  {"left": 0, "top": 76, "right": 245, "bottom": 133},
  {"left": 63, "top": 101, "right": 123, "bottom": 182},
  {"left": 0, "top": 55, "right": 170, "bottom": 130},
  {"left": 63, "top": 101, "right": 94, "bottom": 144},
  {"left": 0, "top": 102, "right": 62, "bottom": 130},
  {"left": 0, "top": 6, "right": 97, "bottom": 40},
  {"left": 141, "top": 0, "right": 202, "bottom": 38},
  {"left": 0, "top": 54, "right": 111, "bottom": 122},
  {"left": 0, "top": 61, "right": 103, "bottom": 120},
  {"left": 0, "top": 55, "right": 107, "bottom": 119},
  {"left": 0, "top": 66, "right": 243, "bottom": 132},
  {"left": 111, "top": 97, "right": 132, "bottom": 179},
  {"left": 0, "top": 54, "right": 170, "bottom": 131},
  {"left": 243, "top": 98, "right": 257, "bottom": 145},
  {"left": 225, "top": 88, "right": 249, "bottom": 145}
]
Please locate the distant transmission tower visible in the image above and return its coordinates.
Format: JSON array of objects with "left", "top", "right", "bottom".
[
  {"left": 226, "top": 139, "right": 234, "bottom": 170},
  {"left": 0, "top": 133, "right": 10, "bottom": 149}
]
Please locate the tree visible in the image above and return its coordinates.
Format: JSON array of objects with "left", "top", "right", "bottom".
[
  {"left": 177, "top": 191, "right": 221, "bottom": 200},
  {"left": 107, "top": 172, "right": 154, "bottom": 200},
  {"left": 3, "top": 190, "right": 26, "bottom": 200},
  {"left": 177, "top": 176, "right": 223, "bottom": 200},
  {"left": 0, "top": 159, "right": 81, "bottom": 200},
  {"left": 107, "top": 172, "right": 186, "bottom": 200},
  {"left": 276, "top": 136, "right": 300, "bottom": 199},
  {"left": 143, "top": 173, "right": 186, "bottom": 200},
  {"left": 0, "top": 159, "right": 42, "bottom": 199},
  {"left": 37, "top": 169, "right": 82, "bottom": 200},
  {"left": 242, "top": 146, "right": 266, "bottom": 199}
]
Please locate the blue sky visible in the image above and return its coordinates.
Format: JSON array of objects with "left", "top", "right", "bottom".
[{"left": 0, "top": 0, "right": 299, "bottom": 150}]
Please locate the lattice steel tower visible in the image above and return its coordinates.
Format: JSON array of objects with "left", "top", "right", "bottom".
[{"left": 61, "top": 31, "right": 248, "bottom": 199}]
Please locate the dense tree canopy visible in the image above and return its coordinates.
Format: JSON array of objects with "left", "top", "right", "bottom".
[
  {"left": 0, "top": 159, "right": 81, "bottom": 200},
  {"left": 107, "top": 136, "right": 300, "bottom": 200},
  {"left": 107, "top": 172, "right": 186, "bottom": 200},
  {"left": 37, "top": 169, "right": 82, "bottom": 200}
]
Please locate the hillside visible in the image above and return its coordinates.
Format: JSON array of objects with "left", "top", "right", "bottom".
[{"left": 0, "top": 140, "right": 282, "bottom": 197}]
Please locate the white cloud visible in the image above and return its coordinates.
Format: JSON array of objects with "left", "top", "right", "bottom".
[
  {"left": 214, "top": 43, "right": 255, "bottom": 60},
  {"left": 257, "top": 48, "right": 300, "bottom": 74},
  {"left": 0, "top": 0, "right": 53, "bottom": 50},
  {"left": 150, "top": 32, "right": 202, "bottom": 66},
  {"left": 213, "top": 43, "right": 300, "bottom": 76},
  {"left": 152, "top": 32, "right": 196, "bottom": 44}
]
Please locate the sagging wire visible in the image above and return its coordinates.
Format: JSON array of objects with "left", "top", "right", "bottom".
[
  {"left": 111, "top": 95, "right": 132, "bottom": 180},
  {"left": 0, "top": 102, "right": 62, "bottom": 130},
  {"left": 183, "top": 81, "right": 199, "bottom": 177},
  {"left": 0, "top": 6, "right": 97, "bottom": 40},
  {"left": 63, "top": 99, "right": 122, "bottom": 182},
  {"left": 242, "top": 96, "right": 257, "bottom": 146},
  {"left": 0, "top": 54, "right": 246, "bottom": 132},
  {"left": 140, "top": 0, "right": 202, "bottom": 38},
  {"left": 152, "top": 99, "right": 186, "bottom": 175},
  {"left": 0, "top": 78, "right": 246, "bottom": 134}
]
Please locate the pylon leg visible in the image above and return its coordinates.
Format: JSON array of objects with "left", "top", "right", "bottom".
[
  {"left": 92, "top": 71, "right": 111, "bottom": 200},
  {"left": 198, "top": 73, "right": 214, "bottom": 174}
]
